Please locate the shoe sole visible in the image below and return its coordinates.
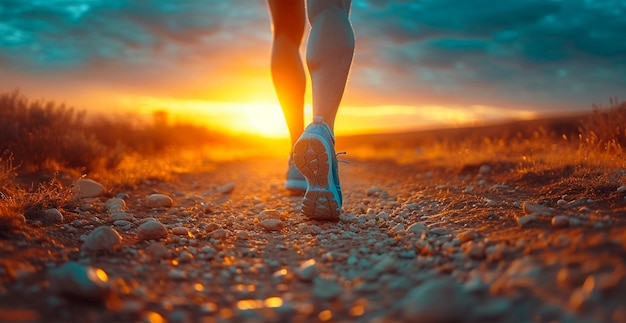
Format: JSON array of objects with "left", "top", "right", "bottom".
[{"left": 293, "top": 136, "right": 340, "bottom": 220}]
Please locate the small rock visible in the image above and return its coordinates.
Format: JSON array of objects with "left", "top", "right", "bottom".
[
  {"left": 517, "top": 214, "right": 536, "bottom": 226},
  {"left": 296, "top": 259, "right": 317, "bottom": 282},
  {"left": 456, "top": 230, "right": 478, "bottom": 243},
  {"left": 551, "top": 215, "right": 570, "bottom": 228},
  {"left": 313, "top": 277, "right": 341, "bottom": 300},
  {"left": 479, "top": 164, "right": 492, "bottom": 174},
  {"left": 109, "top": 212, "right": 132, "bottom": 222},
  {"left": 557, "top": 199, "right": 568, "bottom": 207},
  {"left": 522, "top": 202, "right": 553, "bottom": 216},
  {"left": 617, "top": 185, "right": 626, "bottom": 193},
  {"left": 236, "top": 230, "right": 249, "bottom": 240},
  {"left": 44, "top": 208, "right": 64, "bottom": 223},
  {"left": 211, "top": 229, "right": 228, "bottom": 240},
  {"left": 74, "top": 179, "right": 105, "bottom": 198},
  {"left": 137, "top": 220, "right": 169, "bottom": 241},
  {"left": 217, "top": 182, "right": 235, "bottom": 194},
  {"left": 569, "top": 217, "right": 582, "bottom": 226},
  {"left": 406, "top": 223, "right": 427, "bottom": 236},
  {"left": 260, "top": 219, "right": 285, "bottom": 231},
  {"left": 104, "top": 198, "right": 126, "bottom": 212},
  {"left": 401, "top": 278, "right": 470, "bottom": 321},
  {"left": 113, "top": 220, "right": 132, "bottom": 227},
  {"left": 49, "top": 262, "right": 111, "bottom": 300},
  {"left": 145, "top": 242, "right": 170, "bottom": 260},
  {"left": 82, "top": 226, "right": 122, "bottom": 252},
  {"left": 145, "top": 194, "right": 173, "bottom": 208},
  {"left": 463, "top": 241, "right": 485, "bottom": 259},
  {"left": 172, "top": 227, "right": 189, "bottom": 236},
  {"left": 257, "top": 209, "right": 282, "bottom": 221}
]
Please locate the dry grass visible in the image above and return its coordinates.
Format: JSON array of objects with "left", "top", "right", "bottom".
[{"left": 1, "top": 90, "right": 625, "bottom": 233}]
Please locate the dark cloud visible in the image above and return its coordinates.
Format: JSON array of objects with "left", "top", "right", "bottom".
[{"left": 1, "top": 0, "right": 625, "bottom": 115}]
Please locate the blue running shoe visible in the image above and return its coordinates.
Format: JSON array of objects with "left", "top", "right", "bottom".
[
  {"left": 292, "top": 116, "right": 342, "bottom": 220},
  {"left": 285, "top": 156, "right": 307, "bottom": 194}
]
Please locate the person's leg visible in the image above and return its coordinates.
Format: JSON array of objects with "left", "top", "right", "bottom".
[
  {"left": 267, "top": 0, "right": 306, "bottom": 148},
  {"left": 306, "top": 0, "right": 355, "bottom": 132}
]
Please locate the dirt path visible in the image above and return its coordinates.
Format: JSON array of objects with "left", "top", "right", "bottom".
[{"left": 1, "top": 156, "right": 626, "bottom": 322}]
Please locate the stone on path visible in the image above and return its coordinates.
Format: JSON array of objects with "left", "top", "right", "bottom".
[
  {"left": 137, "top": 220, "right": 169, "bottom": 241},
  {"left": 49, "top": 262, "right": 111, "bottom": 300},
  {"left": 401, "top": 277, "right": 471, "bottom": 321},
  {"left": 145, "top": 242, "right": 170, "bottom": 260},
  {"left": 405, "top": 223, "right": 427, "bottom": 236},
  {"left": 295, "top": 259, "right": 317, "bottom": 282},
  {"left": 145, "top": 194, "right": 173, "bottom": 208},
  {"left": 82, "top": 226, "right": 122, "bottom": 252},
  {"left": 457, "top": 230, "right": 478, "bottom": 243},
  {"left": 104, "top": 198, "right": 126, "bottom": 213},
  {"left": 313, "top": 277, "right": 341, "bottom": 300},
  {"left": 172, "top": 226, "right": 189, "bottom": 236},
  {"left": 109, "top": 212, "right": 132, "bottom": 222},
  {"left": 74, "top": 179, "right": 105, "bottom": 198},
  {"left": 260, "top": 219, "right": 285, "bottom": 231},
  {"left": 257, "top": 209, "right": 282, "bottom": 221},
  {"left": 522, "top": 201, "right": 554, "bottom": 216},
  {"left": 44, "top": 208, "right": 63, "bottom": 223},
  {"left": 517, "top": 214, "right": 537, "bottom": 226},
  {"left": 216, "top": 182, "right": 235, "bottom": 194},
  {"left": 551, "top": 215, "right": 570, "bottom": 228}
]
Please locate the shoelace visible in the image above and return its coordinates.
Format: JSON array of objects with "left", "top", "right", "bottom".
[{"left": 336, "top": 151, "right": 350, "bottom": 164}]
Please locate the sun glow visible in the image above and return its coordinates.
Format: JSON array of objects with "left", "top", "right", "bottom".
[
  {"left": 119, "top": 96, "right": 291, "bottom": 138},
  {"left": 117, "top": 96, "right": 539, "bottom": 138}
]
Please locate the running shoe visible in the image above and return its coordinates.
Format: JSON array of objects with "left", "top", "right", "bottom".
[
  {"left": 292, "top": 116, "right": 342, "bottom": 220},
  {"left": 285, "top": 156, "right": 307, "bottom": 194}
]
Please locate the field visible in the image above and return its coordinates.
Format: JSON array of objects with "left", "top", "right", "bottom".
[{"left": 1, "top": 91, "right": 626, "bottom": 322}]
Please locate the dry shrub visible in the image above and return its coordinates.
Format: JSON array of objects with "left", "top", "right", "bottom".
[{"left": 579, "top": 98, "right": 626, "bottom": 153}]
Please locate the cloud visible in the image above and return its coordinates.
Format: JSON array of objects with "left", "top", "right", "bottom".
[{"left": 1, "top": 0, "right": 625, "bottom": 117}]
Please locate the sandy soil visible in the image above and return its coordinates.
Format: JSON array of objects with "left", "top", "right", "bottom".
[{"left": 1, "top": 153, "right": 626, "bottom": 322}]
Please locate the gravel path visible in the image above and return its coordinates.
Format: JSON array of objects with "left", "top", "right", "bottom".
[{"left": 1, "top": 156, "right": 625, "bottom": 322}]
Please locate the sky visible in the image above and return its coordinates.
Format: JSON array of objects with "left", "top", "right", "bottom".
[{"left": 1, "top": 0, "right": 625, "bottom": 137}]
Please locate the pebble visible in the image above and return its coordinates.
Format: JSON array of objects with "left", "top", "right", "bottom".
[
  {"left": 401, "top": 278, "right": 470, "bottom": 321},
  {"left": 109, "top": 212, "right": 132, "bottom": 222},
  {"left": 211, "top": 229, "right": 228, "bottom": 240},
  {"left": 236, "top": 230, "right": 249, "bottom": 240},
  {"left": 217, "top": 182, "right": 235, "bottom": 194},
  {"left": 617, "top": 185, "right": 626, "bottom": 193},
  {"left": 517, "top": 214, "right": 536, "bottom": 226},
  {"left": 145, "top": 194, "right": 174, "bottom": 208},
  {"left": 82, "top": 226, "right": 122, "bottom": 252},
  {"left": 313, "top": 277, "right": 341, "bottom": 300},
  {"left": 172, "top": 227, "right": 189, "bottom": 236},
  {"left": 551, "top": 215, "right": 570, "bottom": 228},
  {"left": 257, "top": 209, "right": 282, "bottom": 221},
  {"left": 406, "top": 223, "right": 427, "bottom": 236},
  {"left": 137, "top": 220, "right": 169, "bottom": 241},
  {"left": 296, "top": 259, "right": 317, "bottom": 282},
  {"left": 456, "top": 230, "right": 478, "bottom": 243},
  {"left": 145, "top": 242, "right": 170, "bottom": 260},
  {"left": 479, "top": 164, "right": 492, "bottom": 174},
  {"left": 44, "top": 208, "right": 64, "bottom": 223},
  {"left": 74, "top": 179, "right": 105, "bottom": 198},
  {"left": 557, "top": 199, "right": 568, "bottom": 207},
  {"left": 522, "top": 202, "right": 553, "bottom": 216},
  {"left": 113, "top": 220, "right": 132, "bottom": 227},
  {"left": 49, "top": 262, "right": 111, "bottom": 300},
  {"left": 463, "top": 241, "right": 486, "bottom": 259},
  {"left": 104, "top": 198, "right": 126, "bottom": 212},
  {"left": 260, "top": 219, "right": 285, "bottom": 231}
]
